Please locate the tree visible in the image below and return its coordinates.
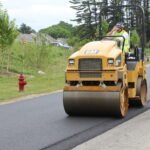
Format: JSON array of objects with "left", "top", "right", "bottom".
[
  {"left": 0, "top": 9, "right": 18, "bottom": 72},
  {"left": 69, "top": 0, "right": 110, "bottom": 39},
  {"left": 124, "top": 0, "right": 150, "bottom": 41},
  {"left": 70, "top": 0, "right": 97, "bottom": 39},
  {"left": 39, "top": 21, "right": 73, "bottom": 39},
  {"left": 107, "top": 0, "right": 124, "bottom": 28},
  {"left": 18, "top": 23, "right": 36, "bottom": 34},
  {"left": 70, "top": 0, "right": 150, "bottom": 43},
  {"left": 142, "top": 0, "right": 150, "bottom": 41}
]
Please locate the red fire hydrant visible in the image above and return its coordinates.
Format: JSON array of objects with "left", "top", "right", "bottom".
[{"left": 18, "top": 74, "right": 27, "bottom": 92}]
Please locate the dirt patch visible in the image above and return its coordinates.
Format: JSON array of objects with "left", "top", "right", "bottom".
[
  {"left": 0, "top": 72, "right": 35, "bottom": 79},
  {"left": 0, "top": 72, "right": 18, "bottom": 77}
]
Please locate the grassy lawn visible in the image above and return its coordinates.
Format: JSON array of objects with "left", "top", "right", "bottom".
[
  {"left": 0, "top": 41, "right": 74, "bottom": 102},
  {"left": 0, "top": 63, "right": 66, "bottom": 102}
]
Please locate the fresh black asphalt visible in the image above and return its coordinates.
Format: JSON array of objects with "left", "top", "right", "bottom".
[{"left": 0, "top": 67, "right": 150, "bottom": 150}]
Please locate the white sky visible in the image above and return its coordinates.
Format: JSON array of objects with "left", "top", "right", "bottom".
[{"left": 1, "top": 0, "right": 76, "bottom": 31}]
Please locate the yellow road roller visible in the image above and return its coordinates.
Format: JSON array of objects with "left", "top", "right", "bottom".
[{"left": 63, "top": 5, "right": 147, "bottom": 117}]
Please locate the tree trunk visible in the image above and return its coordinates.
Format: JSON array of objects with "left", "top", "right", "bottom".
[
  {"left": 6, "top": 48, "right": 11, "bottom": 72},
  {"left": 0, "top": 48, "right": 5, "bottom": 72}
]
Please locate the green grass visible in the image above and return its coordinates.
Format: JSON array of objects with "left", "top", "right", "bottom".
[
  {"left": 0, "top": 67, "right": 64, "bottom": 102},
  {"left": 0, "top": 41, "right": 73, "bottom": 102}
]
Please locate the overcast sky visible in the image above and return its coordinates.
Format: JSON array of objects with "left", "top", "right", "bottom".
[{"left": 1, "top": 0, "right": 76, "bottom": 31}]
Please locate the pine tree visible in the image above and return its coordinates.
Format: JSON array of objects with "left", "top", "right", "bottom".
[
  {"left": 124, "top": 0, "right": 150, "bottom": 41},
  {"left": 69, "top": 0, "right": 104, "bottom": 39},
  {"left": 142, "top": 0, "right": 150, "bottom": 41},
  {"left": 70, "top": 0, "right": 150, "bottom": 41},
  {"left": 107, "top": 0, "right": 124, "bottom": 28}
]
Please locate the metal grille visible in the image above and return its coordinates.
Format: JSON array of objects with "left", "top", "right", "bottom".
[
  {"left": 80, "top": 72, "right": 102, "bottom": 78},
  {"left": 79, "top": 58, "right": 102, "bottom": 71}
]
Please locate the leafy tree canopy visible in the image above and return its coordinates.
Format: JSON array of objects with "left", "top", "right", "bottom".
[
  {"left": 0, "top": 7, "right": 19, "bottom": 72},
  {"left": 0, "top": 9, "right": 18, "bottom": 48},
  {"left": 39, "top": 21, "right": 73, "bottom": 39},
  {"left": 18, "top": 23, "right": 36, "bottom": 34}
]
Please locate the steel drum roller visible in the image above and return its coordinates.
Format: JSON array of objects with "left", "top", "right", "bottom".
[{"left": 63, "top": 91, "right": 123, "bottom": 116}]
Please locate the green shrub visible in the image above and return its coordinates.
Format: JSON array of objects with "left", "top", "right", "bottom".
[{"left": 130, "top": 30, "right": 140, "bottom": 46}]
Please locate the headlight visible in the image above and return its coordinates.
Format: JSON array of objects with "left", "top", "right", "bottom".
[
  {"left": 108, "top": 59, "right": 114, "bottom": 64},
  {"left": 69, "top": 59, "right": 75, "bottom": 64}
]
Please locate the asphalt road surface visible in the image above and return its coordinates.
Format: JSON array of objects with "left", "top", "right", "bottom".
[{"left": 0, "top": 67, "right": 150, "bottom": 150}]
